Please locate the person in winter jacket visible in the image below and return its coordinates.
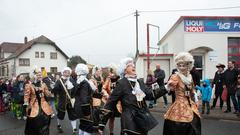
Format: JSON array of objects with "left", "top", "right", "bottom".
[{"left": 196, "top": 79, "right": 212, "bottom": 114}]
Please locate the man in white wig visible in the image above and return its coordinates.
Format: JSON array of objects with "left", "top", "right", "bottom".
[
  {"left": 98, "top": 57, "right": 166, "bottom": 135},
  {"left": 74, "top": 63, "right": 102, "bottom": 135},
  {"left": 53, "top": 67, "right": 78, "bottom": 134}
]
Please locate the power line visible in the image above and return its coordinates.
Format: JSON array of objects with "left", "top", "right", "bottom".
[
  {"left": 139, "top": 5, "right": 240, "bottom": 13},
  {"left": 55, "top": 12, "right": 134, "bottom": 41},
  {"left": 55, "top": 5, "right": 240, "bottom": 41}
]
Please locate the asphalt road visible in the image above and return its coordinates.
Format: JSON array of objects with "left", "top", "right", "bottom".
[{"left": 0, "top": 112, "right": 240, "bottom": 135}]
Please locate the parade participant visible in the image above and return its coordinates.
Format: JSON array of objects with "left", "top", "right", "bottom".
[
  {"left": 92, "top": 66, "right": 104, "bottom": 92},
  {"left": 102, "top": 64, "right": 120, "bottom": 135},
  {"left": 74, "top": 63, "right": 102, "bottom": 135},
  {"left": 53, "top": 67, "right": 78, "bottom": 134},
  {"left": 98, "top": 57, "right": 167, "bottom": 135},
  {"left": 163, "top": 52, "right": 201, "bottom": 135},
  {"left": 24, "top": 69, "right": 53, "bottom": 135}
]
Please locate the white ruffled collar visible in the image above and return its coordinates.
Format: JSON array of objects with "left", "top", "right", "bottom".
[
  {"left": 127, "top": 77, "right": 146, "bottom": 102},
  {"left": 177, "top": 72, "right": 192, "bottom": 85}
]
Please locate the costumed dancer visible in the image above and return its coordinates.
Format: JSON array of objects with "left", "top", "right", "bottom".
[
  {"left": 90, "top": 66, "right": 104, "bottom": 131},
  {"left": 24, "top": 68, "right": 53, "bottom": 135},
  {"left": 102, "top": 63, "right": 120, "bottom": 135},
  {"left": 74, "top": 63, "right": 102, "bottom": 135},
  {"left": 53, "top": 67, "right": 78, "bottom": 134},
  {"left": 98, "top": 58, "right": 167, "bottom": 135},
  {"left": 92, "top": 66, "right": 104, "bottom": 92},
  {"left": 163, "top": 52, "right": 201, "bottom": 135}
]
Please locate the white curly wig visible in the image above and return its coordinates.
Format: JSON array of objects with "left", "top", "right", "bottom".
[
  {"left": 174, "top": 52, "right": 194, "bottom": 71},
  {"left": 61, "top": 67, "right": 72, "bottom": 74},
  {"left": 92, "top": 65, "right": 101, "bottom": 75},
  {"left": 108, "top": 63, "right": 118, "bottom": 74},
  {"left": 118, "top": 57, "right": 134, "bottom": 77},
  {"left": 75, "top": 63, "right": 89, "bottom": 76}
]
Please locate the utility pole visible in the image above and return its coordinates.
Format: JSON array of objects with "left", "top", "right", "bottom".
[{"left": 134, "top": 10, "right": 139, "bottom": 61}]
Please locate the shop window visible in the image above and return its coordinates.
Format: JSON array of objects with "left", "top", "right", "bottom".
[{"left": 228, "top": 37, "right": 240, "bottom": 68}]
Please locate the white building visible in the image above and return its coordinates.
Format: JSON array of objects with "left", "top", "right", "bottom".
[
  {"left": 0, "top": 35, "right": 69, "bottom": 78},
  {"left": 158, "top": 16, "right": 240, "bottom": 79}
]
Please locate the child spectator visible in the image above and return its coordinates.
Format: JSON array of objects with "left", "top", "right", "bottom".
[{"left": 196, "top": 79, "right": 212, "bottom": 114}]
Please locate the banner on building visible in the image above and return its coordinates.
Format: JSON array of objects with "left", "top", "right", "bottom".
[{"left": 184, "top": 19, "right": 240, "bottom": 32}]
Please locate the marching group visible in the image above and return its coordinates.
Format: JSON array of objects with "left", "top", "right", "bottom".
[{"left": 1, "top": 52, "right": 240, "bottom": 135}]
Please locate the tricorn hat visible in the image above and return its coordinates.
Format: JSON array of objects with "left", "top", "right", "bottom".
[{"left": 216, "top": 63, "right": 225, "bottom": 68}]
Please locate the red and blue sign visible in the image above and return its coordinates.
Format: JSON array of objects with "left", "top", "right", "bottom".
[{"left": 184, "top": 19, "right": 240, "bottom": 32}]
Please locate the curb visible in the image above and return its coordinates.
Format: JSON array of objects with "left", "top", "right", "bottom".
[{"left": 149, "top": 108, "right": 240, "bottom": 122}]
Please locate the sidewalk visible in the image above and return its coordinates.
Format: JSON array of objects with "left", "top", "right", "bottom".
[{"left": 149, "top": 102, "right": 240, "bottom": 121}]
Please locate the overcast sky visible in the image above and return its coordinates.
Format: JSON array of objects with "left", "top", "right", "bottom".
[{"left": 1, "top": 0, "right": 240, "bottom": 66}]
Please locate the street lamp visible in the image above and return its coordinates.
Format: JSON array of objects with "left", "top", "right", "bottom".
[{"left": 147, "top": 23, "right": 160, "bottom": 70}]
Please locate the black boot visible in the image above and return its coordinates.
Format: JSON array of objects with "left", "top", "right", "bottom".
[{"left": 57, "top": 125, "right": 64, "bottom": 133}]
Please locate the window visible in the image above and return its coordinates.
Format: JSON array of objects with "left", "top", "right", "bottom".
[
  {"left": 19, "top": 58, "right": 30, "bottom": 66},
  {"left": 228, "top": 37, "right": 240, "bottom": 68},
  {"left": 35, "top": 52, "right": 39, "bottom": 58},
  {"left": 41, "top": 52, "right": 45, "bottom": 58},
  {"left": 50, "top": 52, "right": 57, "bottom": 59},
  {"left": 50, "top": 67, "right": 57, "bottom": 73}
]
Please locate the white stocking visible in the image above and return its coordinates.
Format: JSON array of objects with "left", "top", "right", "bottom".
[
  {"left": 71, "top": 120, "right": 77, "bottom": 130},
  {"left": 79, "top": 129, "right": 91, "bottom": 135}
]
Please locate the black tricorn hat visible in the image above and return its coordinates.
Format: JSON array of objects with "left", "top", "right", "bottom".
[{"left": 216, "top": 63, "right": 225, "bottom": 68}]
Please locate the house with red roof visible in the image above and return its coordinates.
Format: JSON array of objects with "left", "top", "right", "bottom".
[{"left": 0, "top": 35, "right": 69, "bottom": 78}]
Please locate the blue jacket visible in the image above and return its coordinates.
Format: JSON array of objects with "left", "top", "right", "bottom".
[{"left": 196, "top": 79, "right": 212, "bottom": 102}]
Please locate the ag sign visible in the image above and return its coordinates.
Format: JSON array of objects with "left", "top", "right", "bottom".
[{"left": 184, "top": 19, "right": 240, "bottom": 32}]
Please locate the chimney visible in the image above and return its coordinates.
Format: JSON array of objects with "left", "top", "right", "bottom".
[{"left": 24, "top": 36, "right": 28, "bottom": 44}]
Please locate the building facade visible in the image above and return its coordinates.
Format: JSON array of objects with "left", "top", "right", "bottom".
[
  {"left": 159, "top": 16, "right": 240, "bottom": 79},
  {"left": 136, "top": 54, "right": 174, "bottom": 82},
  {"left": 0, "top": 35, "right": 69, "bottom": 78}
]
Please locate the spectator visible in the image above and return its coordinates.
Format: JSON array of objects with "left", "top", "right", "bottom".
[
  {"left": 196, "top": 79, "right": 212, "bottom": 114},
  {"left": 223, "top": 61, "right": 239, "bottom": 113},
  {"left": 190, "top": 66, "right": 201, "bottom": 86},
  {"left": 0, "top": 78, "right": 7, "bottom": 112},
  {"left": 211, "top": 63, "right": 225, "bottom": 110},
  {"left": 154, "top": 64, "right": 168, "bottom": 107},
  {"left": 12, "top": 75, "right": 25, "bottom": 119},
  {"left": 236, "top": 76, "right": 240, "bottom": 117},
  {"left": 145, "top": 69, "right": 157, "bottom": 108}
]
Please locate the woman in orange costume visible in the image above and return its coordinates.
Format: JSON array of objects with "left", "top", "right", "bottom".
[
  {"left": 24, "top": 69, "right": 53, "bottom": 135},
  {"left": 163, "top": 52, "right": 201, "bottom": 135}
]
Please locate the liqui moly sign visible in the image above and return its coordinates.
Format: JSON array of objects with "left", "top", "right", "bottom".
[
  {"left": 184, "top": 18, "right": 240, "bottom": 32},
  {"left": 185, "top": 20, "right": 204, "bottom": 32}
]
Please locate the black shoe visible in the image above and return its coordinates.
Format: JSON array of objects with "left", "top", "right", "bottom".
[
  {"left": 206, "top": 111, "right": 210, "bottom": 115},
  {"left": 57, "top": 125, "right": 64, "bottom": 133},
  {"left": 210, "top": 106, "right": 215, "bottom": 110},
  {"left": 110, "top": 133, "right": 114, "bottom": 135},
  {"left": 233, "top": 111, "right": 238, "bottom": 114},
  {"left": 201, "top": 111, "right": 205, "bottom": 114},
  {"left": 72, "top": 129, "right": 77, "bottom": 135},
  {"left": 224, "top": 110, "right": 231, "bottom": 113}
]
